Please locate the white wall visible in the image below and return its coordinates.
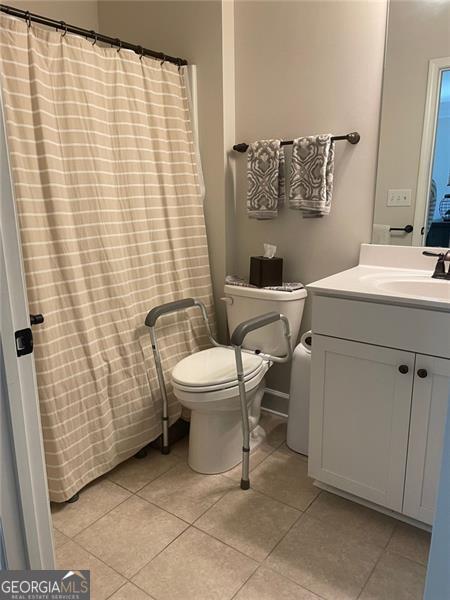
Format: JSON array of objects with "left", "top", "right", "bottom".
[
  {"left": 7, "top": 0, "right": 99, "bottom": 29},
  {"left": 233, "top": 0, "right": 387, "bottom": 392}
]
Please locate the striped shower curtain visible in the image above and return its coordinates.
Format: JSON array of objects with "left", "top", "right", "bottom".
[{"left": 0, "top": 14, "right": 214, "bottom": 502}]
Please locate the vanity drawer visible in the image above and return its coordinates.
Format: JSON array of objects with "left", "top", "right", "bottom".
[{"left": 312, "top": 295, "right": 450, "bottom": 359}]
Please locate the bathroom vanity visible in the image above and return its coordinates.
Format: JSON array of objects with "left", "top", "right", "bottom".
[{"left": 307, "top": 245, "right": 450, "bottom": 526}]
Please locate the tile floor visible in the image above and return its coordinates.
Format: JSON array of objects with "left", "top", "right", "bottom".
[{"left": 53, "top": 413, "right": 430, "bottom": 600}]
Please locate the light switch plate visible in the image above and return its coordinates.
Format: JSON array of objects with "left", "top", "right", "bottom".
[{"left": 387, "top": 189, "right": 412, "bottom": 207}]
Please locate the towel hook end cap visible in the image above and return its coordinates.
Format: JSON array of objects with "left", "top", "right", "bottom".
[{"left": 348, "top": 132, "right": 360, "bottom": 145}]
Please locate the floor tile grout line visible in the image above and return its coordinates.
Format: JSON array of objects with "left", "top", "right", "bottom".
[
  {"left": 228, "top": 563, "right": 329, "bottom": 600},
  {"left": 192, "top": 493, "right": 303, "bottom": 563},
  {"left": 190, "top": 479, "right": 300, "bottom": 527},
  {"left": 260, "top": 562, "right": 329, "bottom": 600},
  {"left": 262, "top": 507, "right": 306, "bottom": 561},
  {"left": 136, "top": 483, "right": 231, "bottom": 528},
  {"left": 189, "top": 483, "right": 242, "bottom": 527},
  {"left": 72, "top": 495, "right": 191, "bottom": 580},
  {"left": 189, "top": 524, "right": 262, "bottom": 565},
  {"left": 355, "top": 550, "right": 385, "bottom": 600},
  {"left": 355, "top": 526, "right": 398, "bottom": 600},
  {"left": 248, "top": 480, "right": 320, "bottom": 513},
  {"left": 229, "top": 562, "right": 262, "bottom": 600},
  {"left": 56, "top": 488, "right": 190, "bottom": 580},
  {"left": 105, "top": 580, "right": 128, "bottom": 600},
  {"left": 263, "top": 564, "right": 329, "bottom": 600},
  {"left": 107, "top": 452, "right": 182, "bottom": 494},
  {"left": 54, "top": 451, "right": 182, "bottom": 538},
  {"left": 53, "top": 487, "right": 132, "bottom": 541},
  {"left": 259, "top": 507, "right": 370, "bottom": 600},
  {"left": 382, "top": 520, "right": 431, "bottom": 567},
  {"left": 385, "top": 546, "right": 430, "bottom": 568},
  {"left": 60, "top": 537, "right": 130, "bottom": 590},
  {"left": 130, "top": 524, "right": 194, "bottom": 585}
]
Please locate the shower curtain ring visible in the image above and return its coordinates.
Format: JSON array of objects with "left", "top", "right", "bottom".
[
  {"left": 25, "top": 11, "right": 31, "bottom": 28},
  {"left": 90, "top": 30, "right": 97, "bottom": 45},
  {"left": 60, "top": 21, "right": 67, "bottom": 37},
  {"left": 137, "top": 45, "right": 144, "bottom": 60},
  {"left": 116, "top": 39, "right": 122, "bottom": 53},
  {"left": 160, "top": 55, "right": 166, "bottom": 67}
]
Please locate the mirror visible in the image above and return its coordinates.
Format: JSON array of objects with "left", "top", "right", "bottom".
[{"left": 372, "top": 0, "right": 450, "bottom": 247}]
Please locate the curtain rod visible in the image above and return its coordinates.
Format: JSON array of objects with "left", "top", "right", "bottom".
[
  {"left": 233, "top": 131, "right": 361, "bottom": 153},
  {"left": 0, "top": 3, "right": 188, "bottom": 67}
]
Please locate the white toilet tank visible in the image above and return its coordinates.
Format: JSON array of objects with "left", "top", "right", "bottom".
[{"left": 223, "top": 284, "right": 307, "bottom": 356}]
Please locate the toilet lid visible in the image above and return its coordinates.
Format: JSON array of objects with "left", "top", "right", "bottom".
[{"left": 172, "top": 347, "right": 263, "bottom": 388}]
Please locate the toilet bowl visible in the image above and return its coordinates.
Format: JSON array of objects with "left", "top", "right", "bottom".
[
  {"left": 172, "top": 347, "right": 269, "bottom": 473},
  {"left": 172, "top": 283, "right": 307, "bottom": 474}
]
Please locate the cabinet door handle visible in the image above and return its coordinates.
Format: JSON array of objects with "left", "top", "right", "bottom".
[
  {"left": 417, "top": 368, "right": 428, "bottom": 379},
  {"left": 398, "top": 365, "right": 409, "bottom": 374}
]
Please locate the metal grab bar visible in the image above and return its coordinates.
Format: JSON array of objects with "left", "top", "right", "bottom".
[
  {"left": 145, "top": 298, "right": 220, "bottom": 454},
  {"left": 232, "top": 313, "right": 292, "bottom": 490}
]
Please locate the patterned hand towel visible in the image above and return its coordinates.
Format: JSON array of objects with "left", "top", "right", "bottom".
[
  {"left": 247, "top": 140, "right": 285, "bottom": 219},
  {"left": 289, "top": 134, "right": 335, "bottom": 217}
]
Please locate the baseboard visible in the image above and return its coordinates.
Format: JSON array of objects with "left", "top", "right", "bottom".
[
  {"left": 314, "top": 481, "right": 432, "bottom": 532},
  {"left": 262, "top": 387, "right": 289, "bottom": 417},
  {"left": 260, "top": 406, "right": 288, "bottom": 419}
]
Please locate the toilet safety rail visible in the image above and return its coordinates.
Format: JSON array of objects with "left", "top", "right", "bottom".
[
  {"left": 145, "top": 298, "right": 222, "bottom": 454},
  {"left": 145, "top": 298, "right": 292, "bottom": 491},
  {"left": 231, "top": 312, "right": 292, "bottom": 490}
]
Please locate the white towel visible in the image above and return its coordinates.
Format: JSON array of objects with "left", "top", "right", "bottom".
[
  {"left": 372, "top": 224, "right": 391, "bottom": 245},
  {"left": 289, "top": 134, "right": 335, "bottom": 218}
]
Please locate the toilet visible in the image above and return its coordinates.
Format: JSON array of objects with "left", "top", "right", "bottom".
[{"left": 172, "top": 282, "right": 306, "bottom": 474}]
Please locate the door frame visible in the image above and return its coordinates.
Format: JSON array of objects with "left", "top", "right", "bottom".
[
  {"left": 413, "top": 56, "right": 450, "bottom": 246},
  {"left": 0, "top": 84, "right": 54, "bottom": 569}
]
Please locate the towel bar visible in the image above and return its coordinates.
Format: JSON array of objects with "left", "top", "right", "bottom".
[
  {"left": 232, "top": 131, "right": 360, "bottom": 153},
  {"left": 390, "top": 225, "right": 413, "bottom": 233}
]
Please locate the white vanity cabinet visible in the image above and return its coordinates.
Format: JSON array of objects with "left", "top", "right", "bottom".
[
  {"left": 309, "top": 335, "right": 414, "bottom": 513},
  {"left": 403, "top": 355, "right": 450, "bottom": 524},
  {"left": 308, "top": 290, "right": 450, "bottom": 526}
]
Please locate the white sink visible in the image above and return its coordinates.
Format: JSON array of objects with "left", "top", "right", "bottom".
[
  {"left": 374, "top": 277, "right": 450, "bottom": 302},
  {"left": 307, "top": 244, "right": 450, "bottom": 311}
]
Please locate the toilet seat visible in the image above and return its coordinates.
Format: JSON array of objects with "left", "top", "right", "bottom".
[{"left": 172, "top": 347, "right": 264, "bottom": 393}]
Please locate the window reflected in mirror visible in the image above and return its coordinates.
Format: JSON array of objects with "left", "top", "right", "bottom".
[{"left": 426, "top": 70, "right": 450, "bottom": 247}]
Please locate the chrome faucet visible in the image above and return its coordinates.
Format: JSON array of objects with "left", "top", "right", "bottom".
[{"left": 423, "top": 250, "right": 450, "bottom": 280}]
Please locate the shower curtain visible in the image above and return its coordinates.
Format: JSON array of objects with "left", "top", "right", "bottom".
[{"left": 0, "top": 14, "right": 214, "bottom": 502}]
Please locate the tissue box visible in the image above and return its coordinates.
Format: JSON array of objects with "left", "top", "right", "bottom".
[{"left": 249, "top": 256, "right": 283, "bottom": 288}]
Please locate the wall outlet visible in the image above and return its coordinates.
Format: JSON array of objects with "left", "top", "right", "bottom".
[{"left": 387, "top": 189, "right": 412, "bottom": 207}]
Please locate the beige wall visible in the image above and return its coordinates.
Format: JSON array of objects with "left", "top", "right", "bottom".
[
  {"left": 98, "top": 0, "right": 232, "bottom": 342},
  {"left": 374, "top": 0, "right": 450, "bottom": 243},
  {"left": 7, "top": 0, "right": 98, "bottom": 29},
  {"left": 5, "top": 0, "right": 388, "bottom": 397},
  {"left": 233, "top": 0, "right": 387, "bottom": 392}
]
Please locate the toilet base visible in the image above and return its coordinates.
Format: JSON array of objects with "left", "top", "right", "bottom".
[{"left": 187, "top": 381, "right": 265, "bottom": 474}]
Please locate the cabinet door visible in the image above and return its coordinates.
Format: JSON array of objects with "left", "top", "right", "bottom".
[
  {"left": 309, "top": 335, "right": 414, "bottom": 511},
  {"left": 403, "top": 355, "right": 450, "bottom": 525}
]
